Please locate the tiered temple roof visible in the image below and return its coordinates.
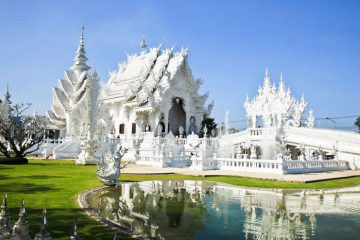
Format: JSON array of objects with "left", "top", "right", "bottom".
[
  {"left": 103, "top": 39, "right": 209, "bottom": 114},
  {"left": 46, "top": 29, "right": 90, "bottom": 129}
]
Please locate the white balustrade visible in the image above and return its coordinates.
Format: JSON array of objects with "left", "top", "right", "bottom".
[
  {"left": 249, "top": 129, "right": 263, "bottom": 136},
  {"left": 42, "top": 138, "right": 64, "bottom": 144}
]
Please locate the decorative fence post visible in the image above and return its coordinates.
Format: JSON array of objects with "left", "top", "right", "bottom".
[{"left": 12, "top": 200, "right": 31, "bottom": 240}]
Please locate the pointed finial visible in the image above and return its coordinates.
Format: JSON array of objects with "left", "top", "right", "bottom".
[
  {"left": 263, "top": 68, "right": 271, "bottom": 88},
  {"left": 264, "top": 68, "right": 270, "bottom": 81},
  {"left": 71, "top": 27, "right": 90, "bottom": 73},
  {"left": 280, "top": 73, "right": 284, "bottom": 82},
  {"left": 19, "top": 199, "right": 25, "bottom": 216},
  {"left": 34, "top": 209, "right": 52, "bottom": 240},
  {"left": 140, "top": 34, "right": 147, "bottom": 52},
  {"left": 0, "top": 193, "right": 12, "bottom": 237},
  {"left": 2, "top": 193, "right": 7, "bottom": 209},
  {"left": 4, "top": 82, "right": 11, "bottom": 103},
  {"left": 70, "top": 216, "right": 78, "bottom": 240},
  {"left": 12, "top": 199, "right": 31, "bottom": 240},
  {"left": 42, "top": 209, "right": 47, "bottom": 225}
]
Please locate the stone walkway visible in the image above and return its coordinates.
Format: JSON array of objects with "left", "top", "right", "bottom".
[{"left": 122, "top": 164, "right": 360, "bottom": 183}]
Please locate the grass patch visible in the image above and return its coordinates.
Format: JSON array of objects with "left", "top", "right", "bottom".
[
  {"left": 120, "top": 173, "right": 360, "bottom": 189},
  {"left": 0, "top": 160, "right": 117, "bottom": 240},
  {"left": 0, "top": 160, "right": 359, "bottom": 239}
]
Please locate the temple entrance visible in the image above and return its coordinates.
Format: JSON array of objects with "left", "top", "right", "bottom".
[{"left": 168, "top": 98, "right": 186, "bottom": 135}]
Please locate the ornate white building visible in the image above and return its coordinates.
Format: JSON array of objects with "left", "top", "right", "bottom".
[
  {"left": 39, "top": 30, "right": 360, "bottom": 174},
  {"left": 219, "top": 70, "right": 360, "bottom": 171},
  {"left": 46, "top": 29, "right": 91, "bottom": 139},
  {"left": 103, "top": 37, "right": 212, "bottom": 138},
  {"left": 42, "top": 31, "right": 212, "bottom": 163}
]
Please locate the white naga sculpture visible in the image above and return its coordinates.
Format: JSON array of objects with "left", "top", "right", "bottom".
[{"left": 97, "top": 143, "right": 128, "bottom": 186}]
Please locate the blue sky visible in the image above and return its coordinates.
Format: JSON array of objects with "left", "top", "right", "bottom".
[{"left": 0, "top": 0, "right": 359, "bottom": 130}]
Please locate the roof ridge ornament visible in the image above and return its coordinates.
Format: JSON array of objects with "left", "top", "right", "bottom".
[
  {"left": 140, "top": 34, "right": 147, "bottom": 53},
  {"left": 264, "top": 68, "right": 270, "bottom": 82}
]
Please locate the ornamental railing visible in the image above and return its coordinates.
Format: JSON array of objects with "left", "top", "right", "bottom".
[{"left": 209, "top": 158, "right": 349, "bottom": 174}]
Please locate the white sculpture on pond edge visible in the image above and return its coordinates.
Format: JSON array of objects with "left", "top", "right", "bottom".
[{"left": 97, "top": 143, "right": 128, "bottom": 186}]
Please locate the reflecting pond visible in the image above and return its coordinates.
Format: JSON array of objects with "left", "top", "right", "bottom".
[{"left": 85, "top": 181, "right": 360, "bottom": 239}]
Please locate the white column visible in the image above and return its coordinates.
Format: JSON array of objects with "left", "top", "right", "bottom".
[
  {"left": 252, "top": 115, "right": 256, "bottom": 128},
  {"left": 135, "top": 113, "right": 142, "bottom": 135},
  {"left": 164, "top": 112, "right": 169, "bottom": 133}
]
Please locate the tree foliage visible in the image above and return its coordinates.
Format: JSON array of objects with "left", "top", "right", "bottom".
[
  {"left": 0, "top": 103, "right": 46, "bottom": 159},
  {"left": 355, "top": 116, "right": 360, "bottom": 132},
  {"left": 199, "top": 117, "right": 217, "bottom": 138}
]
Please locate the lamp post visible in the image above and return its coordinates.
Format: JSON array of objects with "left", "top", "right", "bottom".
[{"left": 325, "top": 117, "right": 337, "bottom": 129}]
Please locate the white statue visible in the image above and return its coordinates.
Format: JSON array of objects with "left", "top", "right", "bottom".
[
  {"left": 250, "top": 144, "right": 257, "bottom": 159},
  {"left": 306, "top": 110, "right": 315, "bottom": 128},
  {"left": 188, "top": 116, "right": 197, "bottom": 134},
  {"left": 298, "top": 144, "right": 306, "bottom": 161},
  {"left": 97, "top": 144, "right": 128, "bottom": 186}
]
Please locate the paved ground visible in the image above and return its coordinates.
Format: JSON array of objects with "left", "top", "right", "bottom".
[{"left": 122, "top": 164, "right": 360, "bottom": 183}]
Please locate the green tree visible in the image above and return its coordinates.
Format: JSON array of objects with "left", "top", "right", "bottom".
[
  {"left": 199, "top": 117, "right": 217, "bottom": 137},
  {"left": 355, "top": 116, "right": 360, "bottom": 132}
]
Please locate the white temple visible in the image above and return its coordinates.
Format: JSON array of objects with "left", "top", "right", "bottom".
[
  {"left": 47, "top": 28, "right": 91, "bottom": 138},
  {"left": 103, "top": 36, "right": 212, "bottom": 138},
  {"left": 39, "top": 29, "right": 360, "bottom": 173}
]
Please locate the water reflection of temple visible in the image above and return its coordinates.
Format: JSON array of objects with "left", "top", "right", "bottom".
[
  {"left": 87, "top": 181, "right": 213, "bottom": 239},
  {"left": 85, "top": 181, "right": 360, "bottom": 239},
  {"left": 214, "top": 185, "right": 360, "bottom": 240}
]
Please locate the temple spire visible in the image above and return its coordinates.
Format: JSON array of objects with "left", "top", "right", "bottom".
[
  {"left": 4, "top": 82, "right": 11, "bottom": 104},
  {"left": 72, "top": 26, "right": 90, "bottom": 73}
]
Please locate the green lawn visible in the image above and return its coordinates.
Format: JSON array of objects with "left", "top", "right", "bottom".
[{"left": 0, "top": 160, "right": 360, "bottom": 239}]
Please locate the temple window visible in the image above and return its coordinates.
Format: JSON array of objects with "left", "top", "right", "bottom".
[{"left": 131, "top": 123, "right": 136, "bottom": 134}]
